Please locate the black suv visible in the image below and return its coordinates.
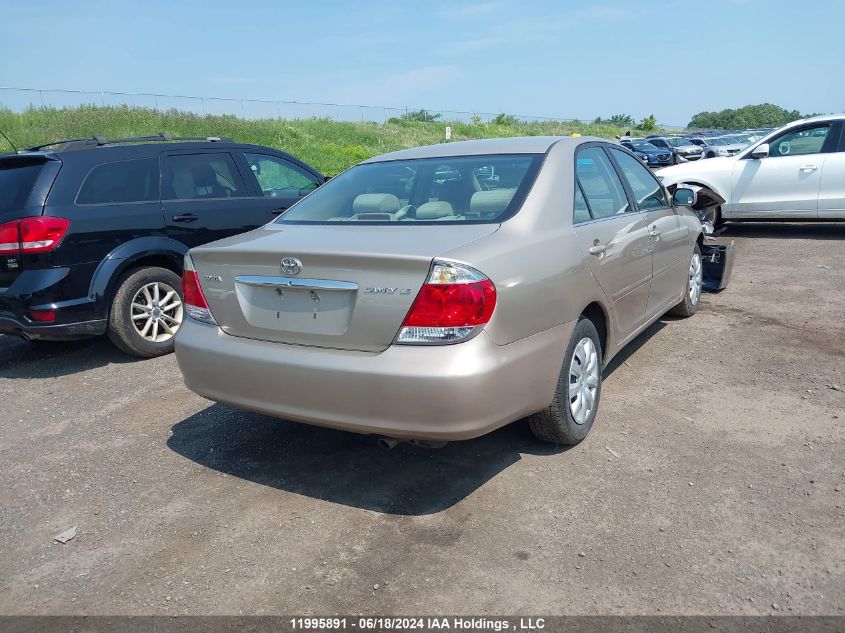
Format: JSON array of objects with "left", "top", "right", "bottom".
[{"left": 0, "top": 133, "right": 324, "bottom": 357}]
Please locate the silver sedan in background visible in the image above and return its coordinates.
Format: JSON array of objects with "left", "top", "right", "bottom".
[{"left": 175, "top": 137, "right": 704, "bottom": 446}]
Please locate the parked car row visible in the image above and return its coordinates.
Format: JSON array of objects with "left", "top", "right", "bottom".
[
  {"left": 5, "top": 114, "right": 841, "bottom": 448},
  {"left": 618, "top": 128, "right": 774, "bottom": 165}
]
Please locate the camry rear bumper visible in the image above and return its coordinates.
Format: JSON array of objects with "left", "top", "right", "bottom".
[{"left": 175, "top": 319, "right": 574, "bottom": 441}]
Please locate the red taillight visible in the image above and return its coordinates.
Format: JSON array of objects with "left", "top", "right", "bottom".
[
  {"left": 30, "top": 309, "right": 56, "bottom": 322},
  {"left": 397, "top": 260, "right": 497, "bottom": 345},
  {"left": 403, "top": 280, "right": 496, "bottom": 327},
  {"left": 0, "top": 220, "right": 18, "bottom": 254},
  {"left": 182, "top": 254, "right": 216, "bottom": 324},
  {"left": 0, "top": 217, "right": 70, "bottom": 255}
]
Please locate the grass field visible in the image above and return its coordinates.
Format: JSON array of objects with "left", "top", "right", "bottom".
[{"left": 0, "top": 105, "right": 670, "bottom": 175}]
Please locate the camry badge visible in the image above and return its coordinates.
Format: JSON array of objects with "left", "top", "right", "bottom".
[{"left": 281, "top": 257, "right": 302, "bottom": 276}]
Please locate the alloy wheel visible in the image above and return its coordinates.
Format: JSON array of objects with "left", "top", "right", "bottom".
[{"left": 130, "top": 282, "right": 183, "bottom": 343}]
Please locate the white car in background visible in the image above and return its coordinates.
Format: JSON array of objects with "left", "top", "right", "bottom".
[{"left": 658, "top": 115, "right": 845, "bottom": 223}]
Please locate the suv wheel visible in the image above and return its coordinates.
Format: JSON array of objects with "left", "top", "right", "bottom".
[
  {"left": 668, "top": 243, "right": 703, "bottom": 318},
  {"left": 528, "top": 317, "right": 603, "bottom": 445},
  {"left": 108, "top": 267, "right": 184, "bottom": 358}
]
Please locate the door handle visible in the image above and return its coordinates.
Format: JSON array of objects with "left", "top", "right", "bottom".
[
  {"left": 270, "top": 207, "right": 288, "bottom": 215},
  {"left": 171, "top": 213, "right": 199, "bottom": 222},
  {"left": 648, "top": 225, "right": 661, "bottom": 237},
  {"left": 800, "top": 165, "right": 818, "bottom": 172},
  {"left": 588, "top": 243, "right": 607, "bottom": 256}
]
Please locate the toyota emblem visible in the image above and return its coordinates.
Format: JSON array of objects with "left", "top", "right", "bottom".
[{"left": 281, "top": 257, "right": 302, "bottom": 276}]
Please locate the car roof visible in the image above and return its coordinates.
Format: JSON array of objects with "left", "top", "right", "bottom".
[
  {"left": 43, "top": 141, "right": 283, "bottom": 156},
  {"left": 360, "top": 136, "right": 602, "bottom": 163}
]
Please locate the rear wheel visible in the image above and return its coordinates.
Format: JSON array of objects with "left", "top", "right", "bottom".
[
  {"left": 668, "top": 244, "right": 703, "bottom": 318},
  {"left": 107, "top": 267, "right": 184, "bottom": 358},
  {"left": 528, "top": 317, "right": 602, "bottom": 445}
]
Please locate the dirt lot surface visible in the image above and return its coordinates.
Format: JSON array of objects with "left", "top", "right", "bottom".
[{"left": 1, "top": 223, "right": 843, "bottom": 616}]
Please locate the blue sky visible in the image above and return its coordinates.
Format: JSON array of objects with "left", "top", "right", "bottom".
[{"left": 1, "top": 0, "right": 843, "bottom": 126}]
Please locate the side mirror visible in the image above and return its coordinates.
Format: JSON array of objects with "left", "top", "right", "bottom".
[
  {"left": 750, "top": 143, "right": 769, "bottom": 159},
  {"left": 672, "top": 187, "right": 697, "bottom": 207}
]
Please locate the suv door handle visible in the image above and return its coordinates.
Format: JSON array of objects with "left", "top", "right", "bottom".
[
  {"left": 648, "top": 225, "right": 661, "bottom": 237},
  {"left": 172, "top": 213, "right": 199, "bottom": 222},
  {"left": 800, "top": 165, "right": 818, "bottom": 172},
  {"left": 270, "top": 207, "right": 288, "bottom": 215}
]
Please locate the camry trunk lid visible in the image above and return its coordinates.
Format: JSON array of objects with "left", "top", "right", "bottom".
[{"left": 189, "top": 223, "right": 498, "bottom": 352}]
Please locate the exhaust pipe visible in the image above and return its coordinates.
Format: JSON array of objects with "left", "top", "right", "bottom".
[{"left": 377, "top": 437, "right": 401, "bottom": 450}]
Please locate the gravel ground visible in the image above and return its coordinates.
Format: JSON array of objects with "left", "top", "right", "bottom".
[{"left": 0, "top": 222, "right": 843, "bottom": 616}]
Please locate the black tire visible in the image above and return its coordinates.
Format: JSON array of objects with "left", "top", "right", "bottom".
[
  {"left": 528, "top": 317, "right": 603, "bottom": 445},
  {"left": 107, "top": 267, "right": 184, "bottom": 358},
  {"left": 668, "top": 243, "right": 703, "bottom": 318}
]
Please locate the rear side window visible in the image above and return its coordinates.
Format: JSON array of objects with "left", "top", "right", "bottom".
[
  {"left": 77, "top": 158, "right": 159, "bottom": 205},
  {"left": 163, "top": 153, "right": 246, "bottom": 200},
  {"left": 277, "top": 154, "right": 541, "bottom": 224},
  {"left": 0, "top": 159, "right": 46, "bottom": 212},
  {"left": 573, "top": 186, "right": 591, "bottom": 223},
  {"left": 608, "top": 148, "right": 668, "bottom": 211},
  {"left": 575, "top": 147, "right": 630, "bottom": 219}
]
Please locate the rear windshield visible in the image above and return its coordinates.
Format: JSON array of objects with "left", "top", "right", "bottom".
[
  {"left": 0, "top": 158, "right": 46, "bottom": 212},
  {"left": 277, "top": 154, "right": 542, "bottom": 224}
]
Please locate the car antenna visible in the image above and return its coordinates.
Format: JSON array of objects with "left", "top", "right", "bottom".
[{"left": 0, "top": 128, "right": 19, "bottom": 153}]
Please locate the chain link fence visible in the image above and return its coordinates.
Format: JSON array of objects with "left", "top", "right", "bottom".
[
  {"left": 0, "top": 86, "right": 619, "bottom": 126},
  {"left": 0, "top": 86, "right": 577, "bottom": 123}
]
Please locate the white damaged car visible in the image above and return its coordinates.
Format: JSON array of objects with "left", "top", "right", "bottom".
[{"left": 657, "top": 115, "right": 845, "bottom": 224}]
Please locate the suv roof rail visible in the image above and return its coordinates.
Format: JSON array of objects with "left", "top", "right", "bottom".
[{"left": 25, "top": 133, "right": 234, "bottom": 152}]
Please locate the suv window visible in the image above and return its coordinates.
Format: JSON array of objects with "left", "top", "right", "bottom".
[
  {"left": 76, "top": 158, "right": 158, "bottom": 205},
  {"left": 0, "top": 158, "right": 46, "bottom": 212},
  {"left": 608, "top": 148, "right": 668, "bottom": 211},
  {"left": 767, "top": 125, "right": 830, "bottom": 157},
  {"left": 163, "top": 153, "right": 246, "bottom": 200},
  {"left": 244, "top": 153, "right": 319, "bottom": 198},
  {"left": 575, "top": 147, "right": 630, "bottom": 219},
  {"left": 650, "top": 139, "right": 668, "bottom": 148}
]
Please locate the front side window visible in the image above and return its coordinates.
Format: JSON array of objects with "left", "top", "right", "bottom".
[
  {"left": 163, "top": 153, "right": 246, "bottom": 200},
  {"left": 277, "top": 154, "right": 541, "bottom": 224},
  {"left": 767, "top": 125, "right": 830, "bottom": 157},
  {"left": 76, "top": 158, "right": 158, "bottom": 205},
  {"left": 244, "top": 153, "right": 319, "bottom": 198},
  {"left": 608, "top": 148, "right": 668, "bottom": 211},
  {"left": 575, "top": 147, "right": 630, "bottom": 219}
]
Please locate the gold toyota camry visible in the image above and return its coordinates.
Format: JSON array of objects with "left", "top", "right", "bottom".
[{"left": 175, "top": 137, "right": 704, "bottom": 445}]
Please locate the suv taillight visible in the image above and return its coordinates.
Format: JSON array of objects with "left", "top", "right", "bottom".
[
  {"left": 0, "top": 217, "right": 71, "bottom": 255},
  {"left": 182, "top": 254, "right": 216, "bottom": 324},
  {"left": 396, "top": 260, "right": 496, "bottom": 345}
]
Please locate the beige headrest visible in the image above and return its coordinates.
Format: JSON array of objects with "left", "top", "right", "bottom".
[
  {"left": 470, "top": 189, "right": 516, "bottom": 215},
  {"left": 415, "top": 201, "right": 454, "bottom": 220},
  {"left": 352, "top": 193, "right": 400, "bottom": 215}
]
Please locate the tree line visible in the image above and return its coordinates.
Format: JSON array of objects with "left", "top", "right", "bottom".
[{"left": 687, "top": 103, "right": 822, "bottom": 129}]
